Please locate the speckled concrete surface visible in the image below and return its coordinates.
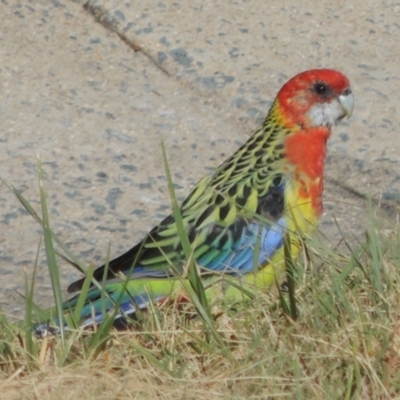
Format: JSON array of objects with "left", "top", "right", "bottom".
[{"left": 0, "top": 0, "right": 399, "bottom": 318}]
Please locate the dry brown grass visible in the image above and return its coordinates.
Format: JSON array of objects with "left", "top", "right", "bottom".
[
  {"left": 3, "top": 240, "right": 400, "bottom": 400},
  {"left": 2, "top": 179, "right": 400, "bottom": 399}
]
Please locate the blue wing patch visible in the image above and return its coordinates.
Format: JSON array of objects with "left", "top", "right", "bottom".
[{"left": 198, "top": 217, "right": 286, "bottom": 274}]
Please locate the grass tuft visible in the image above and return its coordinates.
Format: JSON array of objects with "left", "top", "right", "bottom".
[{"left": 1, "top": 163, "right": 400, "bottom": 398}]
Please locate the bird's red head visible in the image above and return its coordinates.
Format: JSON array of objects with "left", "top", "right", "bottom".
[{"left": 276, "top": 69, "right": 353, "bottom": 129}]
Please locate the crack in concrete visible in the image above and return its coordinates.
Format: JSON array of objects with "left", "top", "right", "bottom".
[
  {"left": 81, "top": 0, "right": 230, "bottom": 117},
  {"left": 82, "top": 1, "right": 173, "bottom": 78}
]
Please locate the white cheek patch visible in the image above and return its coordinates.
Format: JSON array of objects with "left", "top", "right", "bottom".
[{"left": 307, "top": 99, "right": 345, "bottom": 127}]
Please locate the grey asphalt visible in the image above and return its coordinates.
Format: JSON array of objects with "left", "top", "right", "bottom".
[{"left": 1, "top": 0, "right": 399, "bottom": 318}]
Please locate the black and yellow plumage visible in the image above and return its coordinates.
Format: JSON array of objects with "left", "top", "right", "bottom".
[{"left": 42, "top": 69, "right": 354, "bottom": 328}]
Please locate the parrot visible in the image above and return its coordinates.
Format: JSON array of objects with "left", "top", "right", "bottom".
[{"left": 37, "top": 69, "right": 354, "bottom": 332}]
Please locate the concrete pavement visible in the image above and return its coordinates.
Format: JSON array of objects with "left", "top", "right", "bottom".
[{"left": 0, "top": 0, "right": 399, "bottom": 317}]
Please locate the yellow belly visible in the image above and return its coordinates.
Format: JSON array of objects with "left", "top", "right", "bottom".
[
  {"left": 284, "top": 177, "right": 320, "bottom": 235},
  {"left": 207, "top": 177, "right": 320, "bottom": 299},
  {"left": 256, "top": 176, "right": 319, "bottom": 285}
]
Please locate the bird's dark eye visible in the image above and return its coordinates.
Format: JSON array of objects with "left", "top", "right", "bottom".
[{"left": 312, "top": 82, "right": 330, "bottom": 96}]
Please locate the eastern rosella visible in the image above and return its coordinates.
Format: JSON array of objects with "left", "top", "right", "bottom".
[{"left": 40, "top": 69, "right": 354, "bottom": 330}]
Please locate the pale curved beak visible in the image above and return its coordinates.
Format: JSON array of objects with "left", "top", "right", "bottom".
[{"left": 338, "top": 89, "right": 354, "bottom": 118}]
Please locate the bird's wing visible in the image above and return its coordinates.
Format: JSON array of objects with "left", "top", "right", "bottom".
[{"left": 68, "top": 135, "right": 287, "bottom": 293}]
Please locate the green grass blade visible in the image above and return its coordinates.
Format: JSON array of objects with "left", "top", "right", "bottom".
[
  {"left": 160, "top": 141, "right": 208, "bottom": 311},
  {"left": 23, "top": 272, "right": 34, "bottom": 365},
  {"left": 72, "top": 264, "right": 96, "bottom": 326},
  {"left": 284, "top": 233, "right": 298, "bottom": 321},
  {"left": 37, "top": 157, "right": 65, "bottom": 345},
  {"left": 160, "top": 142, "right": 231, "bottom": 355},
  {"left": 366, "top": 196, "right": 383, "bottom": 295},
  {"left": 23, "top": 236, "right": 41, "bottom": 365},
  {"left": 1, "top": 177, "right": 94, "bottom": 290},
  {"left": 129, "top": 340, "right": 177, "bottom": 378}
]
